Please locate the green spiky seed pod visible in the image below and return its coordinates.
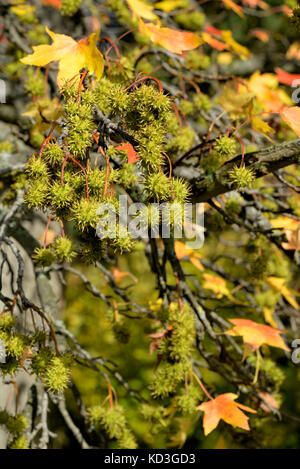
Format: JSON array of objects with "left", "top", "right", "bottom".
[
  {"left": 213, "top": 136, "right": 237, "bottom": 159},
  {"left": 112, "top": 225, "right": 134, "bottom": 253},
  {"left": 42, "top": 143, "right": 64, "bottom": 166},
  {"left": 26, "top": 155, "right": 49, "bottom": 180},
  {"left": 9, "top": 435, "right": 29, "bottom": 450},
  {"left": 44, "top": 356, "right": 71, "bottom": 393},
  {"left": 48, "top": 182, "right": 74, "bottom": 209},
  {"left": 174, "top": 11, "right": 205, "bottom": 30},
  {"left": 25, "top": 69, "right": 45, "bottom": 97},
  {"left": 150, "top": 360, "right": 191, "bottom": 398},
  {"left": 24, "top": 180, "right": 49, "bottom": 209},
  {"left": 53, "top": 236, "right": 76, "bottom": 263},
  {"left": 144, "top": 173, "right": 171, "bottom": 201},
  {"left": 5, "top": 334, "right": 25, "bottom": 359},
  {"left": 224, "top": 197, "right": 242, "bottom": 215},
  {"left": 229, "top": 165, "right": 256, "bottom": 190},
  {"left": 0, "top": 314, "right": 16, "bottom": 332},
  {"left": 112, "top": 322, "right": 130, "bottom": 344},
  {"left": 6, "top": 414, "right": 28, "bottom": 435},
  {"left": 193, "top": 93, "right": 212, "bottom": 112},
  {"left": 171, "top": 178, "right": 191, "bottom": 203},
  {"left": 179, "top": 100, "right": 194, "bottom": 117},
  {"left": 165, "top": 127, "right": 195, "bottom": 155},
  {"left": 31, "top": 347, "right": 55, "bottom": 376},
  {"left": 71, "top": 199, "right": 99, "bottom": 231},
  {"left": 88, "top": 404, "right": 137, "bottom": 448},
  {"left": 0, "top": 410, "right": 9, "bottom": 426},
  {"left": 32, "top": 247, "right": 56, "bottom": 267},
  {"left": 60, "top": 0, "right": 82, "bottom": 16},
  {"left": 174, "top": 384, "right": 204, "bottom": 415},
  {"left": 0, "top": 357, "right": 19, "bottom": 376}
]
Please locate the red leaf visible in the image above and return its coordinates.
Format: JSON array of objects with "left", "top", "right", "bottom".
[
  {"left": 275, "top": 68, "right": 300, "bottom": 86},
  {"left": 115, "top": 143, "right": 140, "bottom": 164}
]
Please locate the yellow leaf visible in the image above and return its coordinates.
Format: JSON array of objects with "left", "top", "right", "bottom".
[
  {"left": 21, "top": 28, "right": 104, "bottom": 88},
  {"left": 267, "top": 277, "right": 299, "bottom": 310},
  {"left": 270, "top": 216, "right": 300, "bottom": 231},
  {"left": 126, "top": 0, "right": 159, "bottom": 21},
  {"left": 221, "top": 30, "right": 251, "bottom": 60},
  {"left": 251, "top": 117, "right": 275, "bottom": 140},
  {"left": 154, "top": 0, "right": 186, "bottom": 12},
  {"left": 263, "top": 306, "right": 278, "bottom": 329},
  {"left": 10, "top": 4, "right": 36, "bottom": 17}
]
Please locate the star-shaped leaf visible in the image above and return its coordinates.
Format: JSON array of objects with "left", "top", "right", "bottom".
[
  {"left": 21, "top": 27, "right": 104, "bottom": 88},
  {"left": 225, "top": 318, "right": 289, "bottom": 351},
  {"left": 197, "top": 393, "right": 256, "bottom": 436}
]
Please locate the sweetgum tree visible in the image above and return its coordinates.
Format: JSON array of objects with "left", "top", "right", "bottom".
[{"left": 0, "top": 0, "right": 300, "bottom": 449}]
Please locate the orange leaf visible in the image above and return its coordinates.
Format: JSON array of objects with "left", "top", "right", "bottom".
[
  {"left": 275, "top": 68, "right": 300, "bottom": 86},
  {"left": 41, "top": 0, "right": 62, "bottom": 7},
  {"left": 139, "top": 20, "right": 202, "bottom": 54},
  {"left": 201, "top": 32, "right": 228, "bottom": 51},
  {"left": 115, "top": 143, "right": 140, "bottom": 164},
  {"left": 225, "top": 318, "right": 289, "bottom": 351},
  {"left": 197, "top": 393, "right": 256, "bottom": 435},
  {"left": 222, "top": 0, "right": 245, "bottom": 18},
  {"left": 280, "top": 106, "right": 300, "bottom": 137},
  {"left": 21, "top": 27, "right": 104, "bottom": 88},
  {"left": 175, "top": 241, "right": 203, "bottom": 271},
  {"left": 111, "top": 267, "right": 138, "bottom": 283}
]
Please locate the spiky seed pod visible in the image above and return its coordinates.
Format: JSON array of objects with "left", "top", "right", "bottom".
[
  {"left": 6, "top": 414, "right": 28, "bottom": 435},
  {"left": 4, "top": 334, "right": 25, "bottom": 359},
  {"left": 171, "top": 178, "right": 191, "bottom": 204},
  {"left": 71, "top": 199, "right": 99, "bottom": 231},
  {"left": 44, "top": 356, "right": 71, "bottom": 393},
  {"left": 9, "top": 435, "right": 29, "bottom": 450},
  {"left": 0, "top": 357, "right": 20, "bottom": 376},
  {"left": 174, "top": 384, "right": 204, "bottom": 415},
  {"left": 24, "top": 180, "right": 49, "bottom": 209},
  {"left": 0, "top": 410, "right": 9, "bottom": 426},
  {"left": 42, "top": 143, "right": 64, "bottom": 166},
  {"left": 88, "top": 404, "right": 137, "bottom": 448},
  {"left": 25, "top": 69, "right": 45, "bottom": 97},
  {"left": 144, "top": 173, "right": 171, "bottom": 202},
  {"left": 150, "top": 360, "right": 191, "bottom": 398},
  {"left": 60, "top": 0, "right": 82, "bottom": 16},
  {"left": 32, "top": 247, "right": 55, "bottom": 267},
  {"left": 112, "top": 224, "right": 134, "bottom": 253},
  {"left": 53, "top": 236, "right": 76, "bottom": 262},
  {"left": 26, "top": 155, "right": 49, "bottom": 180},
  {"left": 31, "top": 348, "right": 55, "bottom": 376},
  {"left": 229, "top": 165, "right": 256, "bottom": 190},
  {"left": 112, "top": 322, "right": 130, "bottom": 344},
  {"left": 213, "top": 136, "right": 237, "bottom": 159},
  {"left": 165, "top": 127, "right": 195, "bottom": 155},
  {"left": 193, "top": 93, "right": 212, "bottom": 111},
  {"left": 48, "top": 182, "right": 74, "bottom": 209},
  {"left": 0, "top": 314, "right": 16, "bottom": 332}
]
